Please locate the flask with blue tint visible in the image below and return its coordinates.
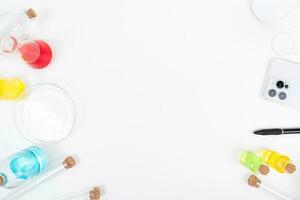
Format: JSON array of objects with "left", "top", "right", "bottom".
[{"left": 0, "top": 146, "right": 48, "bottom": 188}]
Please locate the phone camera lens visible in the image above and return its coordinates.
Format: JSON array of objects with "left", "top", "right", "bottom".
[
  {"left": 276, "top": 81, "right": 285, "bottom": 89},
  {"left": 279, "top": 92, "right": 287, "bottom": 100},
  {"left": 285, "top": 85, "right": 289, "bottom": 89},
  {"left": 268, "top": 89, "right": 277, "bottom": 97}
]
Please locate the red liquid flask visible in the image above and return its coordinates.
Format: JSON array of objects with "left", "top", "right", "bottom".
[{"left": 19, "top": 40, "right": 52, "bottom": 69}]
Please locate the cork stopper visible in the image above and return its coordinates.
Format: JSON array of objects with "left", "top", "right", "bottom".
[
  {"left": 63, "top": 156, "right": 76, "bottom": 169},
  {"left": 89, "top": 187, "right": 101, "bottom": 200},
  {"left": 26, "top": 8, "right": 38, "bottom": 19},
  {"left": 248, "top": 175, "right": 261, "bottom": 188},
  {"left": 286, "top": 163, "right": 296, "bottom": 174},
  {"left": 0, "top": 176, "right": 5, "bottom": 186},
  {"left": 259, "top": 165, "right": 270, "bottom": 175}
]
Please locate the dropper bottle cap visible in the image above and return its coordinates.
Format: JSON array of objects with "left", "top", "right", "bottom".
[
  {"left": 286, "top": 163, "right": 296, "bottom": 174},
  {"left": 25, "top": 8, "right": 37, "bottom": 19},
  {"left": 0, "top": 175, "right": 6, "bottom": 186},
  {"left": 63, "top": 156, "right": 76, "bottom": 169},
  {"left": 89, "top": 187, "right": 101, "bottom": 200},
  {"left": 248, "top": 175, "right": 261, "bottom": 188},
  {"left": 258, "top": 165, "right": 270, "bottom": 175}
]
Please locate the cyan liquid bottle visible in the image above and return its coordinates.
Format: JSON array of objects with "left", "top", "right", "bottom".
[{"left": 0, "top": 146, "right": 48, "bottom": 188}]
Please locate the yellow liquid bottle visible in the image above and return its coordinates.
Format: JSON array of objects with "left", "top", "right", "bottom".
[
  {"left": 0, "top": 78, "right": 26, "bottom": 100},
  {"left": 261, "top": 149, "right": 296, "bottom": 174},
  {"left": 0, "top": 79, "right": 4, "bottom": 97}
]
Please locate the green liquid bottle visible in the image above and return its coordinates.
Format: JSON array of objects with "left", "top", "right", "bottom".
[{"left": 239, "top": 151, "right": 269, "bottom": 175}]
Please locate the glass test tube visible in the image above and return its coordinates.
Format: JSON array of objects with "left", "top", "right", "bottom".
[
  {"left": 248, "top": 175, "right": 297, "bottom": 200},
  {"left": 49, "top": 186, "right": 101, "bottom": 200},
  {"left": 1, "top": 156, "right": 76, "bottom": 200}
]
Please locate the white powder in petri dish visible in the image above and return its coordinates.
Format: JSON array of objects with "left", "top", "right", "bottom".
[{"left": 15, "top": 83, "right": 76, "bottom": 144}]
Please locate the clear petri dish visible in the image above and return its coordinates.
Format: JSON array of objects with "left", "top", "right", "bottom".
[
  {"left": 272, "top": 33, "right": 295, "bottom": 56},
  {"left": 272, "top": 25, "right": 300, "bottom": 56},
  {"left": 251, "top": 0, "right": 296, "bottom": 24},
  {"left": 14, "top": 83, "right": 76, "bottom": 145}
]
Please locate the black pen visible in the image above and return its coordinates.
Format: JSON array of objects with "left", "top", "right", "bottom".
[{"left": 254, "top": 128, "right": 300, "bottom": 135}]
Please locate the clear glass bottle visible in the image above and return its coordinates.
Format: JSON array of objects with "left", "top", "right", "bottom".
[
  {"left": 0, "top": 146, "right": 48, "bottom": 188},
  {"left": 0, "top": 8, "right": 37, "bottom": 41},
  {"left": 0, "top": 8, "right": 37, "bottom": 57}
]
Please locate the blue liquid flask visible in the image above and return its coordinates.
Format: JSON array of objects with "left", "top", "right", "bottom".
[{"left": 0, "top": 146, "right": 48, "bottom": 188}]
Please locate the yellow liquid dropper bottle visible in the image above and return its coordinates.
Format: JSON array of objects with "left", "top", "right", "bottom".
[
  {"left": 260, "top": 149, "right": 296, "bottom": 174},
  {"left": 0, "top": 78, "right": 26, "bottom": 100}
]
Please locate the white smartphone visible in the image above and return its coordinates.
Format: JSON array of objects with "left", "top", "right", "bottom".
[{"left": 261, "top": 58, "right": 300, "bottom": 109}]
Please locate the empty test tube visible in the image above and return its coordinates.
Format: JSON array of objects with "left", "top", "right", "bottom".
[
  {"left": 1, "top": 156, "right": 76, "bottom": 200},
  {"left": 49, "top": 186, "right": 101, "bottom": 200},
  {"left": 248, "top": 175, "right": 296, "bottom": 200}
]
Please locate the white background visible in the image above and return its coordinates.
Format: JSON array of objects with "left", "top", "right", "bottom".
[{"left": 1, "top": 0, "right": 300, "bottom": 199}]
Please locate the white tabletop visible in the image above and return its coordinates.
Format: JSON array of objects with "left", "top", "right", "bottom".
[{"left": 1, "top": 0, "right": 300, "bottom": 199}]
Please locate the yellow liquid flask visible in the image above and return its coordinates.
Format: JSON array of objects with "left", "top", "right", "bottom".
[
  {"left": 261, "top": 149, "right": 296, "bottom": 174},
  {"left": 0, "top": 78, "right": 26, "bottom": 100}
]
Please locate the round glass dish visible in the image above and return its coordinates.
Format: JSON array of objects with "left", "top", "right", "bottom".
[
  {"left": 14, "top": 83, "right": 76, "bottom": 145},
  {"left": 251, "top": 0, "right": 296, "bottom": 24}
]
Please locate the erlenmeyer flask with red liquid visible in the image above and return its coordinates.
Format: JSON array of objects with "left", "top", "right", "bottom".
[
  {"left": 0, "top": 8, "right": 53, "bottom": 69},
  {"left": 19, "top": 39, "right": 52, "bottom": 69},
  {"left": 0, "top": 36, "right": 53, "bottom": 69}
]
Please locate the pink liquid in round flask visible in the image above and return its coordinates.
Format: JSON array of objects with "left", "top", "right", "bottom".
[{"left": 19, "top": 40, "right": 52, "bottom": 69}]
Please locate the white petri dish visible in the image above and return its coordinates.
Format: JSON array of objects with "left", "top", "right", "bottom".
[{"left": 15, "top": 83, "right": 76, "bottom": 145}]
